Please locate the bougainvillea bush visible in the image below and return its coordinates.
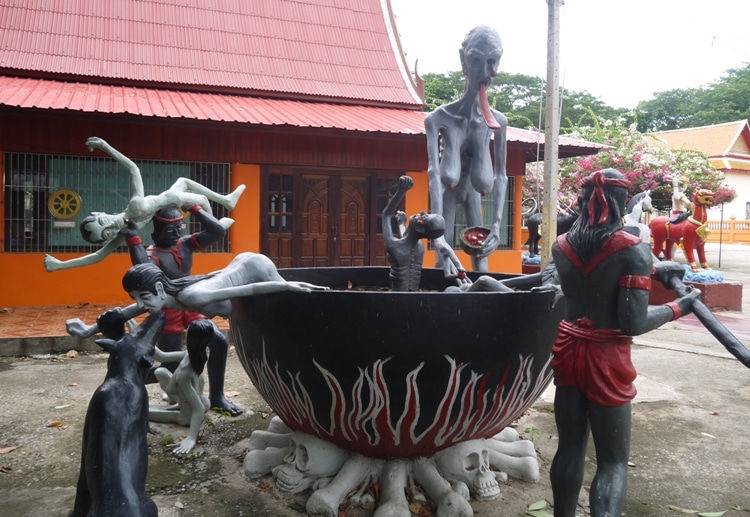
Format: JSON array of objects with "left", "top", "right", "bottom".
[{"left": 523, "top": 111, "right": 737, "bottom": 213}]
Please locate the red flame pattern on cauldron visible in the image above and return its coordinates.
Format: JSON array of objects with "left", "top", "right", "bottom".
[{"left": 242, "top": 343, "right": 552, "bottom": 458}]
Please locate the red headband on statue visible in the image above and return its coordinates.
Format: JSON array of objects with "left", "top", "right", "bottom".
[
  {"left": 153, "top": 212, "right": 184, "bottom": 223},
  {"left": 581, "top": 171, "right": 632, "bottom": 226}
]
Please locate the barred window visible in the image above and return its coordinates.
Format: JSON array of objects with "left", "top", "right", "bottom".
[{"left": 3, "top": 152, "right": 231, "bottom": 253}]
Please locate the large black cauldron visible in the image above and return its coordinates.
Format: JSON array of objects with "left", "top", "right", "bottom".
[{"left": 230, "top": 267, "right": 563, "bottom": 459}]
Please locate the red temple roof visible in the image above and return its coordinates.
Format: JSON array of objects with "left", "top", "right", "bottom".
[
  {"left": 0, "top": 0, "right": 605, "bottom": 153},
  {"left": 0, "top": 0, "right": 422, "bottom": 108}
]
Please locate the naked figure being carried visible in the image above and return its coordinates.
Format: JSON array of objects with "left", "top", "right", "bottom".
[
  {"left": 425, "top": 25, "right": 508, "bottom": 276},
  {"left": 43, "top": 137, "right": 245, "bottom": 272}
]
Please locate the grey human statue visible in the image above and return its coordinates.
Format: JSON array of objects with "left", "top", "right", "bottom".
[
  {"left": 382, "top": 175, "right": 456, "bottom": 291},
  {"left": 549, "top": 169, "right": 700, "bottom": 517},
  {"left": 44, "top": 136, "right": 245, "bottom": 272},
  {"left": 148, "top": 319, "right": 214, "bottom": 455},
  {"left": 425, "top": 25, "right": 508, "bottom": 275},
  {"left": 122, "top": 206, "right": 243, "bottom": 417},
  {"left": 68, "top": 311, "right": 165, "bottom": 517},
  {"left": 66, "top": 252, "right": 327, "bottom": 340}
]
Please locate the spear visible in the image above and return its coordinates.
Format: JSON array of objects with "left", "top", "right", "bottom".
[{"left": 666, "top": 275, "right": 750, "bottom": 369}]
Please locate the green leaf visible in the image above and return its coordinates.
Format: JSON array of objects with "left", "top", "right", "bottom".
[
  {"left": 528, "top": 500, "right": 548, "bottom": 511},
  {"left": 287, "top": 503, "right": 306, "bottom": 512},
  {"left": 174, "top": 501, "right": 185, "bottom": 509},
  {"left": 526, "top": 510, "right": 553, "bottom": 517}
]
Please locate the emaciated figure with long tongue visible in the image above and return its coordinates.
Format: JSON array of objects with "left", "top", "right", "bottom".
[{"left": 425, "top": 25, "right": 507, "bottom": 276}]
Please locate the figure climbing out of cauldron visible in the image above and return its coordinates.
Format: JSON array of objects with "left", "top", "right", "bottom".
[
  {"left": 382, "top": 175, "right": 464, "bottom": 291},
  {"left": 44, "top": 136, "right": 246, "bottom": 272},
  {"left": 670, "top": 174, "right": 694, "bottom": 223},
  {"left": 425, "top": 25, "right": 507, "bottom": 275},
  {"left": 66, "top": 252, "right": 328, "bottom": 340},
  {"left": 550, "top": 169, "right": 701, "bottom": 517}
]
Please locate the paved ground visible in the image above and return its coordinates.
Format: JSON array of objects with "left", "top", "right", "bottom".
[{"left": 1, "top": 243, "right": 749, "bottom": 516}]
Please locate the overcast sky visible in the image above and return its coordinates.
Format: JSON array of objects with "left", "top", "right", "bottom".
[{"left": 390, "top": 0, "right": 750, "bottom": 109}]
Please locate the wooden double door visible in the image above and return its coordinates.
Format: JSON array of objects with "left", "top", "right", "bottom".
[{"left": 262, "top": 167, "right": 400, "bottom": 268}]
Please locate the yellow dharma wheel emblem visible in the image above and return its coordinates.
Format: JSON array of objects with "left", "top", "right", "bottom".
[{"left": 48, "top": 189, "right": 82, "bottom": 219}]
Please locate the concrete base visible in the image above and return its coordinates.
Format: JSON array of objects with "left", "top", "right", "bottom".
[{"left": 650, "top": 280, "right": 743, "bottom": 311}]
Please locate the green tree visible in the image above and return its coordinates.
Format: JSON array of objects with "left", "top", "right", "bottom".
[
  {"left": 636, "top": 63, "right": 750, "bottom": 132},
  {"left": 422, "top": 71, "right": 627, "bottom": 129},
  {"left": 422, "top": 71, "right": 466, "bottom": 111},
  {"left": 634, "top": 88, "right": 703, "bottom": 132},
  {"left": 694, "top": 65, "right": 750, "bottom": 125}
]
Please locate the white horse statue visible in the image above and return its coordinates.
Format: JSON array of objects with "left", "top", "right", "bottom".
[{"left": 623, "top": 190, "right": 653, "bottom": 242}]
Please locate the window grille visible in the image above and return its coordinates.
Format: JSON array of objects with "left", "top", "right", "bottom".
[
  {"left": 3, "top": 152, "right": 231, "bottom": 253},
  {"left": 266, "top": 172, "right": 294, "bottom": 268}
]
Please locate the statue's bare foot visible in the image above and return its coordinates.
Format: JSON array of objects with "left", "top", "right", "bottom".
[
  {"left": 211, "top": 397, "right": 243, "bottom": 417},
  {"left": 227, "top": 184, "right": 247, "bottom": 209}
]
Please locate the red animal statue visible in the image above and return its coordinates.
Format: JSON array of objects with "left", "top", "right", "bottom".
[{"left": 649, "top": 189, "right": 715, "bottom": 271}]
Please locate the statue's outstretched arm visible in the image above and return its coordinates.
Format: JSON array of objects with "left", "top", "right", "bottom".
[
  {"left": 180, "top": 280, "right": 326, "bottom": 310},
  {"left": 154, "top": 348, "right": 185, "bottom": 364},
  {"left": 381, "top": 176, "right": 412, "bottom": 244},
  {"left": 66, "top": 303, "right": 144, "bottom": 339},
  {"left": 619, "top": 257, "right": 700, "bottom": 335},
  {"left": 44, "top": 235, "right": 125, "bottom": 272},
  {"left": 86, "top": 137, "right": 144, "bottom": 199},
  {"left": 187, "top": 205, "right": 227, "bottom": 250}
]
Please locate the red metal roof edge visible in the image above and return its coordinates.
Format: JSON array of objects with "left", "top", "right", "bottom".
[
  {"left": 0, "top": 69, "right": 424, "bottom": 111},
  {"left": 0, "top": 75, "right": 607, "bottom": 152},
  {"left": 0, "top": 75, "right": 426, "bottom": 135}
]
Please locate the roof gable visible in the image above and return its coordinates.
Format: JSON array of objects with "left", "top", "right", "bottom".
[
  {"left": 649, "top": 120, "right": 750, "bottom": 172},
  {"left": 649, "top": 120, "right": 750, "bottom": 158},
  {"left": 0, "top": 0, "right": 422, "bottom": 108},
  {"left": 729, "top": 131, "right": 750, "bottom": 156}
]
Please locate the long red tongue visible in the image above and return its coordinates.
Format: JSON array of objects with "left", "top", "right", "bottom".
[{"left": 479, "top": 82, "right": 501, "bottom": 129}]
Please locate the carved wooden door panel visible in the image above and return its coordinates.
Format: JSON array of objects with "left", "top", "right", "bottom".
[
  {"left": 263, "top": 168, "right": 393, "bottom": 268},
  {"left": 336, "top": 177, "right": 368, "bottom": 266},
  {"left": 300, "top": 175, "right": 369, "bottom": 267},
  {"left": 300, "top": 176, "right": 331, "bottom": 268}
]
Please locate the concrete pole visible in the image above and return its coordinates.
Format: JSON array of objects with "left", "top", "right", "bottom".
[{"left": 541, "top": 0, "right": 561, "bottom": 267}]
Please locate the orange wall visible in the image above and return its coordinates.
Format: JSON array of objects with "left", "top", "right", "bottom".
[
  {"left": 1, "top": 162, "right": 525, "bottom": 307},
  {"left": 0, "top": 163, "right": 262, "bottom": 307},
  {"left": 227, "top": 163, "right": 261, "bottom": 254}
]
